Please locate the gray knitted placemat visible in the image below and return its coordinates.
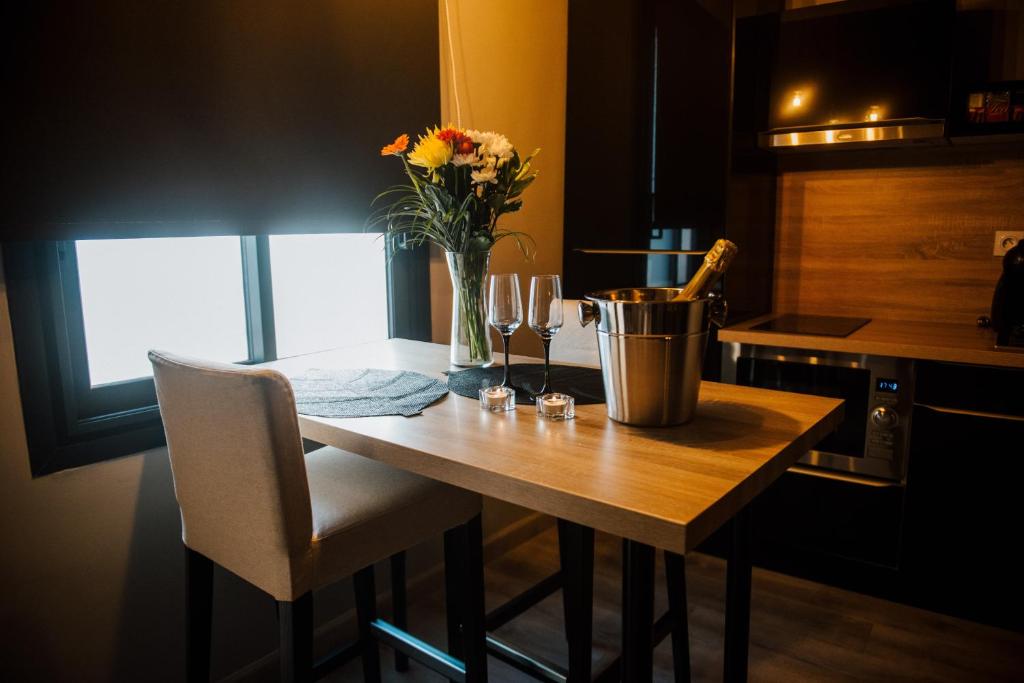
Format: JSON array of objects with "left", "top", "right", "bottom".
[{"left": 290, "top": 368, "right": 449, "bottom": 418}]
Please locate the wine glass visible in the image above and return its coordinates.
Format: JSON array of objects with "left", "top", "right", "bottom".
[
  {"left": 488, "top": 274, "right": 523, "bottom": 388},
  {"left": 528, "top": 274, "right": 563, "bottom": 395}
]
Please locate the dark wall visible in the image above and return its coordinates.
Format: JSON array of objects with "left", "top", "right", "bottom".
[
  {"left": 562, "top": 0, "right": 655, "bottom": 297},
  {"left": 3, "top": 1, "right": 440, "bottom": 239},
  {"left": 652, "top": 0, "right": 734, "bottom": 243},
  {"left": 562, "top": 0, "right": 771, "bottom": 310}
]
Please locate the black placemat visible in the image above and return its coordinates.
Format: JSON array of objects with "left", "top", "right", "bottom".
[{"left": 447, "top": 364, "right": 605, "bottom": 405}]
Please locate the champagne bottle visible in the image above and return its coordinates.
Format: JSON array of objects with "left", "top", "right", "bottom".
[{"left": 675, "top": 239, "right": 738, "bottom": 301}]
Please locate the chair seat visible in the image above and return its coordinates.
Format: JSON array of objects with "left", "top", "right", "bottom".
[{"left": 306, "top": 446, "right": 482, "bottom": 590}]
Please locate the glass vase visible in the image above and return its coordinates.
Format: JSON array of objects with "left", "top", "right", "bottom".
[{"left": 446, "top": 250, "right": 493, "bottom": 367}]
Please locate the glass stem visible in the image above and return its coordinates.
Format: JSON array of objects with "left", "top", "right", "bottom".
[
  {"left": 502, "top": 333, "right": 511, "bottom": 387},
  {"left": 541, "top": 338, "right": 552, "bottom": 394}
]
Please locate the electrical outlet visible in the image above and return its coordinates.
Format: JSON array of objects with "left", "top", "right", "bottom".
[{"left": 994, "top": 231, "right": 1024, "bottom": 256}]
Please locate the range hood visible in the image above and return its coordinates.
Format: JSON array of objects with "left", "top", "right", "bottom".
[{"left": 761, "top": 0, "right": 955, "bottom": 152}]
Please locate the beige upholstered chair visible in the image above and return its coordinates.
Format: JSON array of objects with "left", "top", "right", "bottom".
[
  {"left": 549, "top": 299, "right": 599, "bottom": 366},
  {"left": 149, "top": 351, "right": 485, "bottom": 683}
]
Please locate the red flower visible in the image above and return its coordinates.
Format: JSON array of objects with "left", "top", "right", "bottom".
[
  {"left": 437, "top": 127, "right": 476, "bottom": 155},
  {"left": 436, "top": 127, "right": 460, "bottom": 144}
]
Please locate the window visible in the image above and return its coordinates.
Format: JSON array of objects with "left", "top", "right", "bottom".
[
  {"left": 269, "top": 234, "right": 388, "bottom": 358},
  {"left": 76, "top": 237, "right": 249, "bottom": 385},
  {"left": 3, "top": 234, "right": 429, "bottom": 476}
]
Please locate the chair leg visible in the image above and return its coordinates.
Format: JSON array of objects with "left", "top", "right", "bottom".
[
  {"left": 665, "top": 551, "right": 691, "bottom": 683},
  {"left": 354, "top": 566, "right": 383, "bottom": 683},
  {"left": 390, "top": 552, "right": 410, "bottom": 672},
  {"left": 185, "top": 546, "right": 213, "bottom": 683},
  {"left": 557, "top": 519, "right": 594, "bottom": 682},
  {"left": 278, "top": 592, "right": 313, "bottom": 683}
]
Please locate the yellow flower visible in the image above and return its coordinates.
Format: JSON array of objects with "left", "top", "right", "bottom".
[{"left": 407, "top": 128, "right": 453, "bottom": 170}]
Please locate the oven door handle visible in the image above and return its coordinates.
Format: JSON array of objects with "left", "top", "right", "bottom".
[
  {"left": 915, "top": 404, "right": 1024, "bottom": 423},
  {"left": 787, "top": 465, "right": 903, "bottom": 487}
]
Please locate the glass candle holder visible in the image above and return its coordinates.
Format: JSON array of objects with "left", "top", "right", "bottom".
[
  {"left": 479, "top": 385, "right": 516, "bottom": 412},
  {"left": 535, "top": 392, "right": 575, "bottom": 421}
]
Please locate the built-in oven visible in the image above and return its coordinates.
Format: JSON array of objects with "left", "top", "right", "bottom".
[{"left": 722, "top": 343, "right": 914, "bottom": 483}]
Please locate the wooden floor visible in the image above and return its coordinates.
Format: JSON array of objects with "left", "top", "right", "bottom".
[{"left": 326, "top": 526, "right": 1024, "bottom": 682}]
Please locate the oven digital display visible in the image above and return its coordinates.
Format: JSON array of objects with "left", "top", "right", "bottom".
[{"left": 876, "top": 378, "right": 900, "bottom": 393}]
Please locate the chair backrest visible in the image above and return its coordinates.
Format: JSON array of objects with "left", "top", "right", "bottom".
[
  {"left": 549, "top": 299, "right": 600, "bottom": 366},
  {"left": 149, "top": 350, "right": 313, "bottom": 597}
]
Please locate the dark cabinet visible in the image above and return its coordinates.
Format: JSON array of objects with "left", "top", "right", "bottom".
[
  {"left": 562, "top": 0, "right": 776, "bottom": 309},
  {"left": 903, "top": 362, "right": 1024, "bottom": 631},
  {"left": 747, "top": 471, "right": 905, "bottom": 598},
  {"left": 712, "top": 358, "right": 1024, "bottom": 632}
]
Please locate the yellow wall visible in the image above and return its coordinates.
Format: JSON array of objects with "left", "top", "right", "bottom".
[{"left": 432, "top": 0, "right": 568, "bottom": 357}]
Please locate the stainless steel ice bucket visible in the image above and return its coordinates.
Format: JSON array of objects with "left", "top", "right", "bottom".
[{"left": 578, "top": 288, "right": 727, "bottom": 426}]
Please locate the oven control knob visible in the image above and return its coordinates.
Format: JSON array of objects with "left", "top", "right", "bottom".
[{"left": 871, "top": 406, "right": 899, "bottom": 430}]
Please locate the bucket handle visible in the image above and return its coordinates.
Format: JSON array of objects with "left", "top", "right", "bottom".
[
  {"left": 578, "top": 300, "right": 599, "bottom": 327},
  {"left": 709, "top": 291, "right": 728, "bottom": 328},
  {"left": 580, "top": 295, "right": 727, "bottom": 328}
]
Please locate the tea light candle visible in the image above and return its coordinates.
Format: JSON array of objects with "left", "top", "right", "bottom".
[
  {"left": 541, "top": 395, "right": 566, "bottom": 414},
  {"left": 536, "top": 392, "right": 575, "bottom": 420},
  {"left": 479, "top": 385, "right": 515, "bottom": 412}
]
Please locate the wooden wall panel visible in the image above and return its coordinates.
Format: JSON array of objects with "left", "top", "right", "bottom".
[{"left": 774, "top": 157, "right": 1024, "bottom": 325}]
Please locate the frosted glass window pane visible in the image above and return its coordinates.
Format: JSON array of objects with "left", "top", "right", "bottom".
[
  {"left": 76, "top": 237, "right": 248, "bottom": 386},
  {"left": 269, "top": 234, "right": 388, "bottom": 358}
]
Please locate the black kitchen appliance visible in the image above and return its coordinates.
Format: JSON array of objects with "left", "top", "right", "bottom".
[
  {"left": 761, "top": 0, "right": 955, "bottom": 151},
  {"left": 720, "top": 342, "right": 913, "bottom": 582},
  {"left": 722, "top": 344, "right": 913, "bottom": 483},
  {"left": 992, "top": 242, "right": 1024, "bottom": 349},
  {"left": 750, "top": 314, "right": 871, "bottom": 338}
]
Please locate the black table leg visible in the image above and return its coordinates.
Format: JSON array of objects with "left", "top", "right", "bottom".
[
  {"left": 621, "top": 539, "right": 655, "bottom": 682},
  {"left": 724, "top": 505, "right": 753, "bottom": 683},
  {"left": 664, "top": 551, "right": 691, "bottom": 683},
  {"left": 444, "top": 523, "right": 467, "bottom": 682},
  {"left": 557, "top": 519, "right": 594, "bottom": 682},
  {"left": 462, "top": 514, "right": 489, "bottom": 683}
]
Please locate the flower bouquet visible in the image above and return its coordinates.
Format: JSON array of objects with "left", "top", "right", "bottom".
[{"left": 372, "top": 126, "right": 538, "bottom": 366}]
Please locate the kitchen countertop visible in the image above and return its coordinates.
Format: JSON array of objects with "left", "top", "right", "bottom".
[{"left": 719, "top": 315, "right": 1024, "bottom": 369}]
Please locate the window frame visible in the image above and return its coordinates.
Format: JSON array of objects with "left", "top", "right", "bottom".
[{"left": 2, "top": 234, "right": 430, "bottom": 477}]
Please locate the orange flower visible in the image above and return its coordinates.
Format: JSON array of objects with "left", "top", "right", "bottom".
[{"left": 380, "top": 133, "right": 409, "bottom": 156}]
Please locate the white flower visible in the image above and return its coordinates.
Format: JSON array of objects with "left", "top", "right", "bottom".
[
  {"left": 468, "top": 130, "right": 514, "bottom": 161},
  {"left": 452, "top": 152, "right": 478, "bottom": 167},
  {"left": 471, "top": 166, "right": 498, "bottom": 184}
]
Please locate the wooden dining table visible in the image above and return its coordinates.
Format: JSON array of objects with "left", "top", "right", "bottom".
[{"left": 267, "top": 338, "right": 844, "bottom": 682}]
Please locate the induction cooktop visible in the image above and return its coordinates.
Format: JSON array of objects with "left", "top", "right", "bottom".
[{"left": 750, "top": 314, "right": 871, "bottom": 337}]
